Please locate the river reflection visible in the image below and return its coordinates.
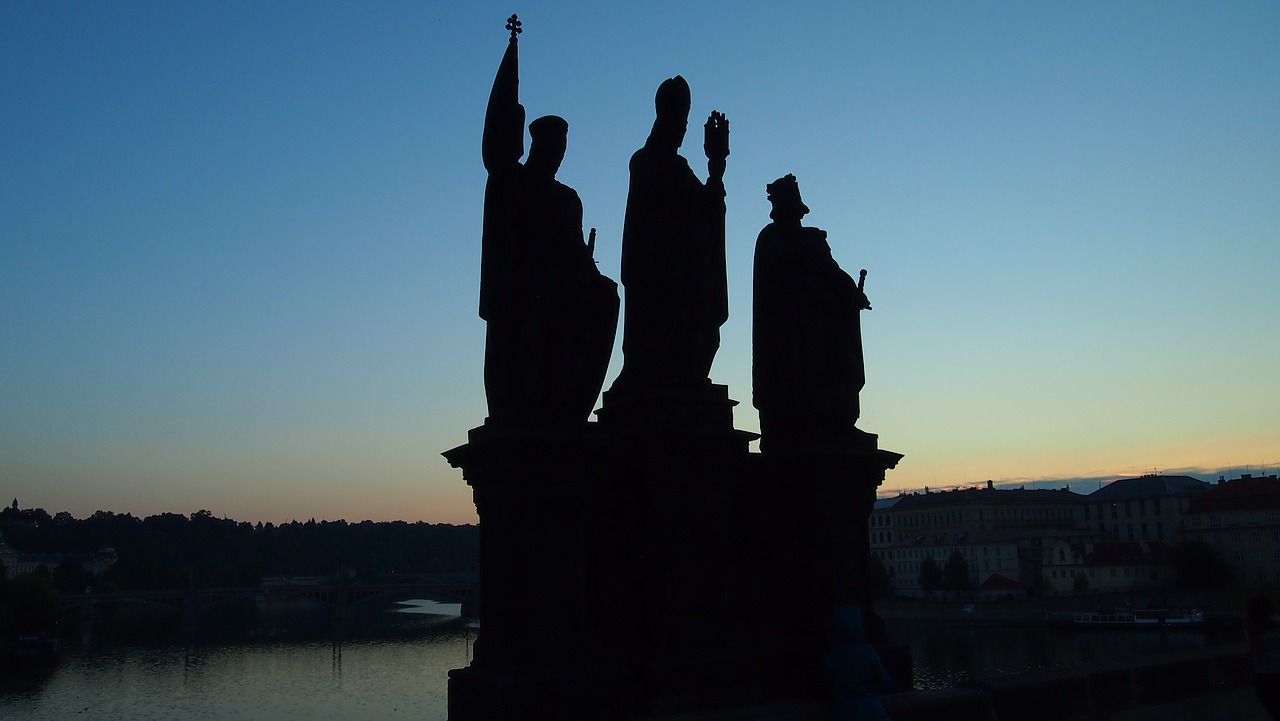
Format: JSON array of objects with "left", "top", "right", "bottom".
[
  {"left": 2, "top": 603, "right": 1246, "bottom": 718},
  {"left": 885, "top": 619, "right": 1243, "bottom": 690},
  {"left": 1, "top": 599, "right": 470, "bottom": 721}
]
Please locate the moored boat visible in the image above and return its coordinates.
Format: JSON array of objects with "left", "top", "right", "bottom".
[{"left": 1070, "top": 608, "right": 1204, "bottom": 628}]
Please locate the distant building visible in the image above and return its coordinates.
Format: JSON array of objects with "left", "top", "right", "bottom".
[
  {"left": 869, "top": 496, "right": 902, "bottom": 570},
  {"left": 887, "top": 527, "right": 1024, "bottom": 598},
  {"left": 873, "top": 472, "right": 1277, "bottom": 596},
  {"left": 0, "top": 541, "right": 117, "bottom": 582},
  {"left": 876, "top": 482, "right": 1087, "bottom": 597},
  {"left": 0, "top": 537, "right": 16, "bottom": 580},
  {"left": 1081, "top": 474, "right": 1211, "bottom": 545},
  {"left": 1179, "top": 474, "right": 1280, "bottom": 586},
  {"left": 1041, "top": 539, "right": 1175, "bottom": 595}
]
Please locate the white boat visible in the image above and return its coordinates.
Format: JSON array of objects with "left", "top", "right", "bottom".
[{"left": 1071, "top": 608, "right": 1204, "bottom": 627}]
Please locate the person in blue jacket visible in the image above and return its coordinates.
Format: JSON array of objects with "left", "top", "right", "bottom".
[{"left": 823, "top": 605, "right": 893, "bottom": 721}]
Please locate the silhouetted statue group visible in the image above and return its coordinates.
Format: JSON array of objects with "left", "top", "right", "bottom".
[{"left": 480, "top": 16, "right": 873, "bottom": 449}]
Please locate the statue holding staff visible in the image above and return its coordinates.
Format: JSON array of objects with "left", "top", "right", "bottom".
[
  {"left": 752, "top": 174, "right": 873, "bottom": 450},
  {"left": 479, "top": 16, "right": 619, "bottom": 426}
]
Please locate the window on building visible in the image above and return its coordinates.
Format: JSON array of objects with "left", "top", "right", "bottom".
[
  {"left": 1125, "top": 501, "right": 1132, "bottom": 518},
  {"left": 1110, "top": 569, "right": 1117, "bottom": 578},
  {"left": 1128, "top": 526, "right": 1135, "bottom": 541},
  {"left": 1231, "top": 532, "right": 1241, "bottom": 544},
  {"left": 1191, "top": 516, "right": 1202, "bottom": 527},
  {"left": 1232, "top": 551, "right": 1244, "bottom": 562},
  {"left": 1156, "top": 522, "right": 1164, "bottom": 538},
  {"left": 1213, "top": 533, "right": 1222, "bottom": 544},
  {"left": 1141, "top": 523, "right": 1149, "bottom": 539},
  {"left": 1253, "top": 551, "right": 1263, "bottom": 562},
  {"left": 1111, "top": 504, "right": 1118, "bottom": 519},
  {"left": 1209, "top": 515, "right": 1219, "bottom": 527},
  {"left": 1154, "top": 502, "right": 1162, "bottom": 517},
  {"left": 1251, "top": 531, "right": 1261, "bottom": 543},
  {"left": 1124, "top": 568, "right": 1130, "bottom": 577}
]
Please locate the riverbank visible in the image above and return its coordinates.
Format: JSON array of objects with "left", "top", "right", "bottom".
[
  {"left": 657, "top": 643, "right": 1269, "bottom": 720},
  {"left": 874, "top": 589, "right": 1253, "bottom": 627}
]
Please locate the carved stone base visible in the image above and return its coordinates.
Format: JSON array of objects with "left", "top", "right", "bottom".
[
  {"left": 448, "top": 661, "right": 632, "bottom": 720},
  {"left": 442, "top": 419, "right": 907, "bottom": 717},
  {"left": 596, "top": 382, "right": 743, "bottom": 436}
]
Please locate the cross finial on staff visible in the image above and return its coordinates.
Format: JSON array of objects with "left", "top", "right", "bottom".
[{"left": 506, "top": 14, "right": 522, "bottom": 41}]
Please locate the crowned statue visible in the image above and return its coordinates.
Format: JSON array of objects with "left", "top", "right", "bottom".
[{"left": 753, "top": 174, "right": 873, "bottom": 451}]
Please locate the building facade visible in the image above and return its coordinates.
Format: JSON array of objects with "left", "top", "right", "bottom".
[
  {"left": 876, "top": 483, "right": 1087, "bottom": 597},
  {"left": 888, "top": 527, "right": 1023, "bottom": 598},
  {"left": 1040, "top": 539, "right": 1175, "bottom": 595},
  {"left": 1179, "top": 474, "right": 1280, "bottom": 586},
  {"left": 1080, "top": 474, "right": 1211, "bottom": 546}
]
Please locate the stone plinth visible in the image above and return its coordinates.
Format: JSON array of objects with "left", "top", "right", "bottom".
[
  {"left": 742, "top": 442, "right": 909, "bottom": 695},
  {"left": 444, "top": 425, "right": 634, "bottom": 719},
  {"left": 443, "top": 404, "right": 905, "bottom": 718}
]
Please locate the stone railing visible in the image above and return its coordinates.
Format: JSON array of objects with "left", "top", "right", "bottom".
[{"left": 883, "top": 643, "right": 1261, "bottom": 721}]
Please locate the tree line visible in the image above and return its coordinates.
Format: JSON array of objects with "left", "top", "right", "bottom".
[
  {"left": 0, "top": 505, "right": 479, "bottom": 594},
  {"left": 870, "top": 541, "right": 1236, "bottom": 600}
]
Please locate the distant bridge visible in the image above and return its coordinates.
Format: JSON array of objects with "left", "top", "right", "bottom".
[{"left": 62, "top": 574, "right": 477, "bottom": 624}]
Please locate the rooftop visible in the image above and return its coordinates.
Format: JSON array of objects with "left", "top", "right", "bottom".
[
  {"left": 892, "top": 486, "right": 1083, "bottom": 509},
  {"left": 1184, "top": 474, "right": 1280, "bottom": 514},
  {"left": 893, "top": 527, "right": 1019, "bottom": 549},
  {"left": 1085, "top": 474, "right": 1211, "bottom": 502}
]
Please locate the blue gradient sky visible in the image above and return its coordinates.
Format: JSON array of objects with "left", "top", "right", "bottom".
[{"left": 3, "top": 2, "right": 1277, "bottom": 524}]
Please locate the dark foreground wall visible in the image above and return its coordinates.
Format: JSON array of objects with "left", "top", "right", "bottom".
[
  {"left": 651, "top": 643, "right": 1265, "bottom": 721},
  {"left": 941, "top": 642, "right": 1261, "bottom": 721}
]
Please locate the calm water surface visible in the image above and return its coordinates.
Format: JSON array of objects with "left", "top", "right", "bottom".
[
  {"left": 1, "top": 602, "right": 1245, "bottom": 719},
  {"left": 886, "top": 618, "right": 1244, "bottom": 690},
  {"left": 1, "top": 600, "right": 470, "bottom": 721}
]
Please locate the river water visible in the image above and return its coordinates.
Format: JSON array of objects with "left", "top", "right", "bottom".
[
  {"left": 1, "top": 599, "right": 471, "bottom": 721},
  {"left": 0, "top": 600, "right": 1245, "bottom": 720},
  {"left": 886, "top": 618, "right": 1242, "bottom": 689}
]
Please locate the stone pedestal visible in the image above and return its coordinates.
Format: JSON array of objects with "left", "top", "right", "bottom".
[
  {"left": 444, "top": 425, "right": 635, "bottom": 720},
  {"left": 598, "top": 383, "right": 765, "bottom": 714},
  {"left": 443, "top": 396, "right": 905, "bottom": 718},
  {"left": 744, "top": 442, "right": 909, "bottom": 694}
]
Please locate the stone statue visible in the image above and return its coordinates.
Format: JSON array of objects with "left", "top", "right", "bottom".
[
  {"left": 480, "top": 16, "right": 619, "bottom": 426},
  {"left": 609, "top": 76, "right": 730, "bottom": 396},
  {"left": 753, "top": 174, "right": 873, "bottom": 450}
]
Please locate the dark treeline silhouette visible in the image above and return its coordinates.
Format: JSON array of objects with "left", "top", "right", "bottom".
[{"left": 0, "top": 505, "right": 478, "bottom": 593}]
